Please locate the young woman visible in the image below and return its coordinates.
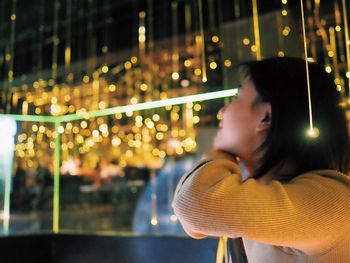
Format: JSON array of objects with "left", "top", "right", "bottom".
[{"left": 172, "top": 57, "right": 350, "bottom": 263}]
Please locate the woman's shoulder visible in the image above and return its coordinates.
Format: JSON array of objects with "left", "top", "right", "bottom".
[{"left": 293, "top": 170, "right": 350, "bottom": 186}]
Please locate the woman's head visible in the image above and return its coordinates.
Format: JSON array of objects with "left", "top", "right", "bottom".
[{"left": 216, "top": 57, "right": 349, "bottom": 180}]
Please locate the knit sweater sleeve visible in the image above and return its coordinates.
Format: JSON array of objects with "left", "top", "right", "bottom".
[{"left": 172, "top": 158, "right": 350, "bottom": 255}]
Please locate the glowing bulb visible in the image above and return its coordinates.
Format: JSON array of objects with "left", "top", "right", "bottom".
[
  {"left": 211, "top": 35, "right": 219, "bottom": 43},
  {"left": 124, "top": 61, "right": 132, "bottom": 69},
  {"left": 243, "top": 38, "right": 250, "bottom": 45},
  {"left": 224, "top": 59, "right": 232, "bottom": 67},
  {"left": 109, "top": 84, "right": 116, "bottom": 92},
  {"left": 278, "top": 51, "right": 285, "bottom": 57},
  {"left": 151, "top": 217, "right": 158, "bottom": 226},
  {"left": 58, "top": 126, "right": 64, "bottom": 134},
  {"left": 325, "top": 66, "right": 332, "bottom": 73},
  {"left": 306, "top": 127, "right": 320, "bottom": 138},
  {"left": 184, "top": 59, "right": 192, "bottom": 67},
  {"left": 172, "top": 72, "right": 180, "bottom": 80},
  {"left": 101, "top": 65, "right": 109, "bottom": 73},
  {"left": 194, "top": 69, "right": 201, "bottom": 76},
  {"left": 209, "top": 62, "right": 217, "bottom": 70}
]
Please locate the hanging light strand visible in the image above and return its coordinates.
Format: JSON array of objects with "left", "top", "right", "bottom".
[
  {"left": 252, "top": 0, "right": 262, "bottom": 60},
  {"left": 6, "top": 0, "right": 17, "bottom": 113},
  {"left": 198, "top": 0, "right": 207, "bottom": 82},
  {"left": 300, "top": 0, "right": 317, "bottom": 137},
  {"left": 341, "top": 0, "right": 350, "bottom": 99}
]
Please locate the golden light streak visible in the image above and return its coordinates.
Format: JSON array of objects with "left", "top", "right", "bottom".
[
  {"left": 341, "top": 0, "right": 350, "bottom": 98},
  {"left": 252, "top": 0, "right": 262, "bottom": 60},
  {"left": 300, "top": 0, "right": 317, "bottom": 137},
  {"left": 198, "top": 0, "right": 207, "bottom": 82}
]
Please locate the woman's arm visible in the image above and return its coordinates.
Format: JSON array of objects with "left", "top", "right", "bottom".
[{"left": 172, "top": 154, "right": 350, "bottom": 255}]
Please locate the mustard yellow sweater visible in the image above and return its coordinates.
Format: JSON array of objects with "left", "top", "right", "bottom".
[{"left": 172, "top": 154, "right": 350, "bottom": 263}]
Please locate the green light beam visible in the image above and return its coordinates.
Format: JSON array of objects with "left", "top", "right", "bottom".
[{"left": 0, "top": 88, "right": 238, "bottom": 123}]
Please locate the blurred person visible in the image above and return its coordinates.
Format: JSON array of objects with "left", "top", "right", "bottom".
[{"left": 173, "top": 57, "right": 350, "bottom": 263}]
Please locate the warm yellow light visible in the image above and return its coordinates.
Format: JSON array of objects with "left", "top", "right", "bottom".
[
  {"left": 99, "top": 123, "right": 108, "bottom": 133},
  {"left": 126, "top": 111, "right": 133, "bottom": 117},
  {"left": 159, "top": 151, "right": 166, "bottom": 158},
  {"left": 99, "top": 101, "right": 107, "bottom": 109},
  {"left": 140, "top": 83, "right": 148, "bottom": 91},
  {"left": 10, "top": 14, "right": 16, "bottom": 21},
  {"left": 115, "top": 113, "right": 123, "bottom": 119},
  {"left": 346, "top": 72, "right": 350, "bottom": 79},
  {"left": 335, "top": 25, "right": 341, "bottom": 32},
  {"left": 152, "top": 114, "right": 160, "bottom": 122},
  {"left": 328, "top": 51, "right": 334, "bottom": 57},
  {"left": 278, "top": 51, "right": 285, "bottom": 57},
  {"left": 152, "top": 148, "right": 160, "bottom": 156},
  {"left": 194, "top": 69, "right": 201, "bottom": 76},
  {"left": 325, "top": 66, "right": 332, "bottom": 73},
  {"left": 282, "top": 0, "right": 287, "bottom": 4},
  {"left": 80, "top": 121, "right": 88, "bottom": 129},
  {"left": 209, "top": 62, "right": 217, "bottom": 70},
  {"left": 135, "top": 115, "right": 143, "bottom": 123},
  {"left": 58, "top": 126, "right": 64, "bottom": 134},
  {"left": 184, "top": 59, "right": 192, "bottom": 67},
  {"left": 156, "top": 132, "right": 164, "bottom": 140},
  {"left": 51, "top": 97, "right": 58, "bottom": 104},
  {"left": 306, "top": 127, "right": 320, "bottom": 138},
  {"left": 109, "top": 84, "right": 116, "bottom": 92},
  {"left": 281, "top": 10, "right": 288, "bottom": 16},
  {"left": 138, "top": 35, "right": 146, "bottom": 43},
  {"left": 211, "top": 35, "right": 219, "bottom": 43},
  {"left": 336, "top": 85, "right": 342, "bottom": 92},
  {"left": 151, "top": 217, "right": 158, "bottom": 226},
  {"left": 33, "top": 81, "right": 39, "bottom": 89},
  {"left": 64, "top": 95, "right": 71, "bottom": 102},
  {"left": 102, "top": 46, "right": 108, "bottom": 53},
  {"left": 224, "top": 59, "right": 232, "bottom": 67},
  {"left": 66, "top": 122, "right": 73, "bottom": 130},
  {"left": 124, "top": 61, "right": 132, "bottom": 69},
  {"left": 101, "top": 65, "right": 109, "bottom": 73},
  {"left": 35, "top": 108, "right": 41, "bottom": 114},
  {"left": 139, "top": 11, "right": 146, "bottom": 18},
  {"left": 146, "top": 120, "right": 154, "bottom": 129},
  {"left": 138, "top": 26, "right": 146, "bottom": 34},
  {"left": 172, "top": 72, "right": 180, "bottom": 80},
  {"left": 193, "top": 116, "right": 200, "bottom": 124},
  {"left": 83, "top": 75, "right": 90, "bottom": 83},
  {"left": 251, "top": 45, "right": 258, "bottom": 52},
  {"left": 32, "top": 125, "right": 38, "bottom": 132},
  {"left": 92, "top": 130, "right": 99, "bottom": 138},
  {"left": 130, "top": 97, "right": 138, "bottom": 104},
  {"left": 176, "top": 147, "right": 184, "bottom": 155},
  {"left": 131, "top": 56, "right": 138, "bottom": 64},
  {"left": 194, "top": 104, "right": 201, "bottom": 111},
  {"left": 111, "top": 137, "right": 121, "bottom": 146},
  {"left": 179, "top": 129, "right": 186, "bottom": 137},
  {"left": 243, "top": 38, "right": 250, "bottom": 45},
  {"left": 334, "top": 78, "right": 341, "bottom": 85}
]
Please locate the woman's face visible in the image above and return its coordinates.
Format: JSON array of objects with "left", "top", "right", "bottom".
[{"left": 214, "top": 78, "right": 271, "bottom": 161}]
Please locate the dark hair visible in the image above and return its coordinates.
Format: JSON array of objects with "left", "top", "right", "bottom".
[{"left": 238, "top": 57, "right": 349, "bottom": 180}]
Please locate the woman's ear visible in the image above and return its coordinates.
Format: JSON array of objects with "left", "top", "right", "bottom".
[{"left": 256, "top": 103, "right": 271, "bottom": 132}]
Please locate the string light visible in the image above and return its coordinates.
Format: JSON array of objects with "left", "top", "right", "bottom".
[{"left": 300, "top": 0, "right": 318, "bottom": 138}]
